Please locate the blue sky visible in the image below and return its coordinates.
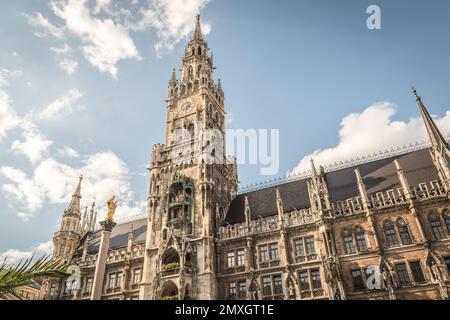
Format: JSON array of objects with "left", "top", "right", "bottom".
[{"left": 0, "top": 0, "right": 449, "bottom": 259}]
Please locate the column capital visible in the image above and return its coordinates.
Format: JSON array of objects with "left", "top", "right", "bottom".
[{"left": 100, "top": 220, "right": 117, "bottom": 232}]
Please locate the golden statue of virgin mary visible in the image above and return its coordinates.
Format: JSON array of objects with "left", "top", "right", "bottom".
[{"left": 106, "top": 195, "right": 117, "bottom": 222}]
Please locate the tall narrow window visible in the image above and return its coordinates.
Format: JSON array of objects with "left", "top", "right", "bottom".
[
  {"left": 395, "top": 263, "right": 411, "bottom": 286},
  {"left": 236, "top": 249, "right": 245, "bottom": 266},
  {"left": 262, "top": 276, "right": 272, "bottom": 296},
  {"left": 398, "top": 224, "right": 412, "bottom": 245},
  {"left": 273, "top": 275, "right": 283, "bottom": 295},
  {"left": 355, "top": 233, "right": 368, "bottom": 252},
  {"left": 229, "top": 282, "right": 236, "bottom": 299},
  {"left": 299, "top": 271, "right": 310, "bottom": 291},
  {"left": 351, "top": 269, "right": 365, "bottom": 291},
  {"left": 430, "top": 212, "right": 446, "bottom": 240},
  {"left": 227, "top": 251, "right": 235, "bottom": 268},
  {"left": 85, "top": 277, "right": 93, "bottom": 293},
  {"left": 343, "top": 229, "right": 356, "bottom": 254},
  {"left": 310, "top": 269, "right": 322, "bottom": 289},
  {"left": 384, "top": 220, "right": 399, "bottom": 246},
  {"left": 305, "top": 236, "right": 316, "bottom": 254},
  {"left": 409, "top": 261, "right": 425, "bottom": 283},
  {"left": 270, "top": 243, "right": 279, "bottom": 261},
  {"left": 116, "top": 272, "right": 123, "bottom": 288},
  {"left": 294, "top": 239, "right": 304, "bottom": 257},
  {"left": 238, "top": 281, "right": 246, "bottom": 299},
  {"left": 355, "top": 226, "right": 368, "bottom": 252},
  {"left": 260, "top": 246, "right": 269, "bottom": 262},
  {"left": 108, "top": 273, "right": 116, "bottom": 289},
  {"left": 133, "top": 269, "right": 142, "bottom": 284}
]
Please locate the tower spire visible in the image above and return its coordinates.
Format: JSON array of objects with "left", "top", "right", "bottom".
[
  {"left": 194, "top": 14, "right": 203, "bottom": 41},
  {"left": 413, "top": 87, "right": 450, "bottom": 192},
  {"left": 413, "top": 87, "right": 449, "bottom": 153},
  {"left": 67, "top": 175, "right": 83, "bottom": 216}
]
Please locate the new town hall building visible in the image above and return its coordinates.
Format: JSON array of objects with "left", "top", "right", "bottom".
[{"left": 40, "top": 16, "right": 450, "bottom": 300}]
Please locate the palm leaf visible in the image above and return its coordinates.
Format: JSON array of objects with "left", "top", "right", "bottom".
[{"left": 0, "top": 255, "right": 70, "bottom": 300}]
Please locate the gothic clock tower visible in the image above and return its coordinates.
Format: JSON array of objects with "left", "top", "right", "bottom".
[{"left": 140, "top": 15, "right": 238, "bottom": 300}]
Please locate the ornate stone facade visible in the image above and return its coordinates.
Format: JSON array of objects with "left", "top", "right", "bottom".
[{"left": 40, "top": 16, "right": 450, "bottom": 301}]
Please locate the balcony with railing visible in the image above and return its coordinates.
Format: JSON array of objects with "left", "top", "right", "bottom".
[
  {"left": 160, "top": 262, "right": 181, "bottom": 278},
  {"left": 219, "top": 178, "right": 447, "bottom": 241},
  {"left": 332, "top": 196, "right": 365, "bottom": 217},
  {"left": 412, "top": 180, "right": 446, "bottom": 201},
  {"left": 370, "top": 188, "right": 407, "bottom": 210}
]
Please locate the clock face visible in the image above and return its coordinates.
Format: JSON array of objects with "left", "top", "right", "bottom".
[{"left": 179, "top": 100, "right": 193, "bottom": 114}]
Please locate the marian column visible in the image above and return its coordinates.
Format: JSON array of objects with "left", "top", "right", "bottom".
[{"left": 91, "top": 195, "right": 118, "bottom": 300}]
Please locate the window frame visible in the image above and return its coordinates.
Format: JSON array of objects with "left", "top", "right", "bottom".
[
  {"left": 294, "top": 238, "right": 305, "bottom": 257},
  {"left": 343, "top": 234, "right": 357, "bottom": 254},
  {"left": 133, "top": 268, "right": 142, "bottom": 284},
  {"left": 304, "top": 236, "right": 316, "bottom": 255},
  {"left": 429, "top": 211, "right": 447, "bottom": 241},
  {"left": 384, "top": 220, "right": 400, "bottom": 247},
  {"left": 409, "top": 261, "right": 426, "bottom": 284},
  {"left": 395, "top": 262, "right": 411, "bottom": 286},
  {"left": 227, "top": 251, "right": 236, "bottom": 268},
  {"left": 351, "top": 269, "right": 366, "bottom": 292}
]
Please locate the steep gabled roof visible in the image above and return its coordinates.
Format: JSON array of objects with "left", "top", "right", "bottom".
[{"left": 75, "top": 218, "right": 147, "bottom": 255}]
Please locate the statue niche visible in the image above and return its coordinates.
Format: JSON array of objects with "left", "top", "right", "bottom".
[{"left": 165, "top": 175, "right": 194, "bottom": 232}]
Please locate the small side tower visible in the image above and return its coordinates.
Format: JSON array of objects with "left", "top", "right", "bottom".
[{"left": 52, "top": 175, "right": 83, "bottom": 261}]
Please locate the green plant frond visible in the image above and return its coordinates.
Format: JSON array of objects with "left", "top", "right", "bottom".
[{"left": 0, "top": 255, "right": 71, "bottom": 299}]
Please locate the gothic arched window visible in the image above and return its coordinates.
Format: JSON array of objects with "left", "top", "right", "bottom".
[
  {"left": 384, "top": 220, "right": 399, "bottom": 247},
  {"left": 342, "top": 229, "right": 356, "bottom": 254},
  {"left": 198, "top": 47, "right": 202, "bottom": 55},
  {"left": 396, "top": 218, "right": 412, "bottom": 245},
  {"left": 429, "top": 211, "right": 446, "bottom": 240},
  {"left": 354, "top": 226, "right": 368, "bottom": 252}
]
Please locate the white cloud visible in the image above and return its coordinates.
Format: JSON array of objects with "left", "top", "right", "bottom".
[
  {"left": 0, "top": 69, "right": 23, "bottom": 141},
  {"left": 94, "top": 0, "right": 112, "bottom": 14},
  {"left": 0, "top": 166, "right": 46, "bottom": 214},
  {"left": 0, "top": 151, "right": 140, "bottom": 221},
  {"left": 58, "top": 58, "right": 79, "bottom": 74},
  {"left": 50, "top": 43, "right": 72, "bottom": 54},
  {"left": 25, "top": 1, "right": 211, "bottom": 77},
  {"left": 37, "top": 88, "right": 83, "bottom": 120},
  {"left": 0, "top": 69, "right": 22, "bottom": 86},
  {"left": 50, "top": 44, "right": 78, "bottom": 75},
  {"left": 11, "top": 125, "right": 53, "bottom": 164},
  {"left": 292, "top": 102, "right": 450, "bottom": 173},
  {"left": 24, "top": 12, "right": 64, "bottom": 39},
  {"left": 57, "top": 146, "right": 80, "bottom": 159},
  {"left": 17, "top": 212, "right": 34, "bottom": 222},
  {"left": 134, "top": 0, "right": 211, "bottom": 54},
  {"left": 0, "top": 241, "right": 53, "bottom": 265},
  {"left": 50, "top": 0, "right": 141, "bottom": 78},
  {"left": 113, "top": 199, "right": 147, "bottom": 222}
]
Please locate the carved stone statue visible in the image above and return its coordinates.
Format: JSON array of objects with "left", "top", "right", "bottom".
[
  {"left": 106, "top": 195, "right": 117, "bottom": 222},
  {"left": 381, "top": 267, "right": 396, "bottom": 300},
  {"left": 324, "top": 257, "right": 344, "bottom": 300}
]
